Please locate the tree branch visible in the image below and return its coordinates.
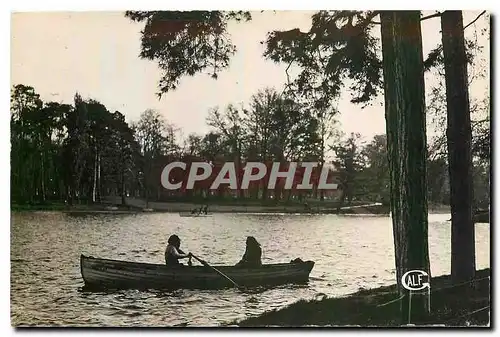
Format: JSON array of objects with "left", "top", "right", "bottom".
[
  {"left": 365, "top": 11, "right": 380, "bottom": 25},
  {"left": 421, "top": 12, "right": 442, "bottom": 21},
  {"left": 464, "top": 10, "right": 487, "bottom": 30},
  {"left": 285, "top": 60, "right": 293, "bottom": 88}
]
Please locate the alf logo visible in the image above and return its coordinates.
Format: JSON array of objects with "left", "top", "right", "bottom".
[{"left": 401, "top": 270, "right": 430, "bottom": 291}]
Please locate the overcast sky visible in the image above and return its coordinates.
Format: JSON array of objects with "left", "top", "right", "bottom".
[{"left": 11, "top": 10, "right": 489, "bottom": 143}]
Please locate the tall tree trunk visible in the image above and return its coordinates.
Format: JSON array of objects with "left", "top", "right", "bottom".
[
  {"left": 96, "top": 150, "right": 101, "bottom": 203},
  {"left": 441, "top": 10, "right": 476, "bottom": 282},
  {"left": 236, "top": 144, "right": 244, "bottom": 199},
  {"left": 145, "top": 157, "right": 150, "bottom": 208},
  {"left": 314, "top": 162, "right": 324, "bottom": 200},
  {"left": 121, "top": 166, "right": 126, "bottom": 206},
  {"left": 40, "top": 148, "right": 46, "bottom": 202},
  {"left": 380, "top": 10, "right": 431, "bottom": 324},
  {"left": 336, "top": 186, "right": 346, "bottom": 212},
  {"left": 92, "top": 148, "right": 97, "bottom": 203}
]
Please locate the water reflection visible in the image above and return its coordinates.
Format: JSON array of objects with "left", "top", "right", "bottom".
[{"left": 11, "top": 211, "right": 490, "bottom": 326}]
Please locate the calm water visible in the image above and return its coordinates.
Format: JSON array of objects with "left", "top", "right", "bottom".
[{"left": 10, "top": 212, "right": 490, "bottom": 327}]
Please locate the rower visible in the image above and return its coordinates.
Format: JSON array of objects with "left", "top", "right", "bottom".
[{"left": 165, "top": 234, "right": 192, "bottom": 267}]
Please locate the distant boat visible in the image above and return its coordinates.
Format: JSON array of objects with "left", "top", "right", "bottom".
[
  {"left": 179, "top": 212, "right": 213, "bottom": 217},
  {"left": 80, "top": 254, "right": 315, "bottom": 290},
  {"left": 339, "top": 202, "right": 383, "bottom": 210}
]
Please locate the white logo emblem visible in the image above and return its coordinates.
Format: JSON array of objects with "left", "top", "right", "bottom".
[{"left": 401, "top": 270, "right": 430, "bottom": 291}]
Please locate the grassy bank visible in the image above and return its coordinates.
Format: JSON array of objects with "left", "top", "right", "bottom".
[{"left": 233, "top": 268, "right": 490, "bottom": 327}]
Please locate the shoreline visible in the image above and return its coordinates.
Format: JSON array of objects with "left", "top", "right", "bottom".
[
  {"left": 11, "top": 197, "right": 455, "bottom": 215},
  {"left": 10, "top": 199, "right": 455, "bottom": 215},
  {"left": 232, "top": 268, "right": 490, "bottom": 327}
]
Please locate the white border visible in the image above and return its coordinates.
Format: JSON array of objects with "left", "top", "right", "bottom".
[{"left": 3, "top": 1, "right": 497, "bottom": 336}]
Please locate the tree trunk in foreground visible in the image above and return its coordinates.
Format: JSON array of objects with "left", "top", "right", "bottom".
[
  {"left": 380, "top": 10, "right": 431, "bottom": 324},
  {"left": 441, "top": 10, "right": 476, "bottom": 282}
]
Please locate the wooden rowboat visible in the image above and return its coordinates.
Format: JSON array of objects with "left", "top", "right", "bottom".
[{"left": 80, "top": 254, "right": 315, "bottom": 290}]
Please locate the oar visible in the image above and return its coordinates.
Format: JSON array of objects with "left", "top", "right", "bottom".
[{"left": 191, "top": 254, "right": 241, "bottom": 289}]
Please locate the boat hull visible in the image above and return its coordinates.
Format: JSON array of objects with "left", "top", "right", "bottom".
[{"left": 80, "top": 255, "right": 314, "bottom": 290}]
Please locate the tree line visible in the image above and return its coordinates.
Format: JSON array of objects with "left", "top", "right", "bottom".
[{"left": 11, "top": 83, "right": 487, "bottom": 210}]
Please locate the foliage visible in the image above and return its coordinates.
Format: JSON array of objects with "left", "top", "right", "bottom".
[
  {"left": 11, "top": 81, "right": 488, "bottom": 208},
  {"left": 426, "top": 16, "right": 489, "bottom": 162},
  {"left": 330, "top": 133, "right": 366, "bottom": 205},
  {"left": 125, "top": 10, "right": 251, "bottom": 96},
  {"left": 264, "top": 11, "right": 383, "bottom": 110},
  {"left": 10, "top": 85, "right": 141, "bottom": 205}
]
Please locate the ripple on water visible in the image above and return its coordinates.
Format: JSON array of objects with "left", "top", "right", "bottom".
[{"left": 10, "top": 212, "right": 490, "bottom": 326}]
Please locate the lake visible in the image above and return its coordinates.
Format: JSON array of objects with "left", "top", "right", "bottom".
[{"left": 10, "top": 212, "right": 490, "bottom": 327}]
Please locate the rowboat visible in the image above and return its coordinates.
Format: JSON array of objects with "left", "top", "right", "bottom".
[{"left": 80, "top": 254, "right": 315, "bottom": 290}]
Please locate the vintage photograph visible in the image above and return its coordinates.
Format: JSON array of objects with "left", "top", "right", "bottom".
[{"left": 10, "top": 9, "right": 490, "bottom": 327}]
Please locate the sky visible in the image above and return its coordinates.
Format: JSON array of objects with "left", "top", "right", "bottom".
[{"left": 10, "top": 10, "right": 489, "bottom": 143}]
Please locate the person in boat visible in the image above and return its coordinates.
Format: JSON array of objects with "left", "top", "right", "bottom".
[
  {"left": 235, "top": 236, "right": 262, "bottom": 268},
  {"left": 165, "top": 234, "right": 192, "bottom": 266},
  {"left": 202, "top": 205, "right": 208, "bottom": 214}
]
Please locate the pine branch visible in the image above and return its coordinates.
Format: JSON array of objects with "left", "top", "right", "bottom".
[
  {"left": 464, "top": 10, "right": 487, "bottom": 30},
  {"left": 421, "top": 12, "right": 443, "bottom": 21}
]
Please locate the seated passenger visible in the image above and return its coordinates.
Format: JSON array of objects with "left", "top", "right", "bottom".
[{"left": 235, "top": 236, "right": 262, "bottom": 268}]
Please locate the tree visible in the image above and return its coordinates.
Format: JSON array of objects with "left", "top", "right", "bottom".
[
  {"left": 10, "top": 84, "right": 44, "bottom": 203},
  {"left": 133, "top": 109, "right": 168, "bottom": 207},
  {"left": 331, "top": 133, "right": 365, "bottom": 207},
  {"left": 441, "top": 11, "right": 476, "bottom": 282},
  {"left": 101, "top": 111, "right": 140, "bottom": 205},
  {"left": 360, "top": 134, "right": 390, "bottom": 203},
  {"left": 38, "top": 101, "right": 70, "bottom": 202},
  {"left": 86, "top": 99, "right": 113, "bottom": 203},
  {"left": 313, "top": 106, "right": 339, "bottom": 201},
  {"left": 426, "top": 155, "right": 448, "bottom": 205},
  {"left": 380, "top": 11, "right": 430, "bottom": 321},
  {"left": 241, "top": 88, "right": 323, "bottom": 200},
  {"left": 242, "top": 89, "right": 276, "bottom": 199},
  {"left": 264, "top": 10, "right": 431, "bottom": 322},
  {"left": 200, "top": 131, "right": 224, "bottom": 163},
  {"left": 10, "top": 84, "right": 145, "bottom": 207},
  {"left": 183, "top": 133, "right": 203, "bottom": 157},
  {"left": 124, "top": 11, "right": 251, "bottom": 96},
  {"left": 206, "top": 104, "right": 247, "bottom": 197}
]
